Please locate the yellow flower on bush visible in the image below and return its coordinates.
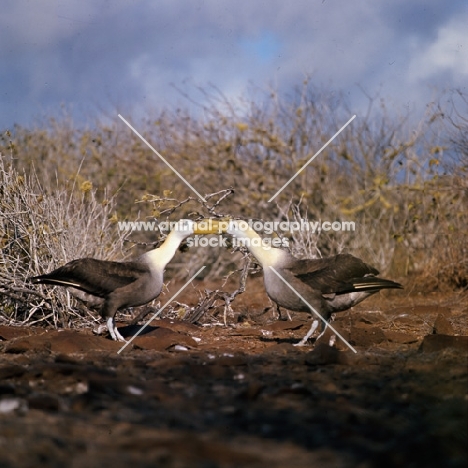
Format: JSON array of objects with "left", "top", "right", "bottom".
[
  {"left": 80, "top": 180, "right": 93, "bottom": 193},
  {"left": 235, "top": 122, "right": 248, "bottom": 132}
]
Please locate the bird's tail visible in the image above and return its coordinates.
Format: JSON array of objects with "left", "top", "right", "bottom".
[
  {"left": 29, "top": 274, "right": 79, "bottom": 289},
  {"left": 348, "top": 276, "right": 403, "bottom": 292},
  {"left": 29, "top": 274, "right": 46, "bottom": 284}
]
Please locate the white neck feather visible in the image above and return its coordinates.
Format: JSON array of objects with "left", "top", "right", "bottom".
[
  {"left": 227, "top": 224, "right": 288, "bottom": 267},
  {"left": 139, "top": 230, "right": 189, "bottom": 271}
]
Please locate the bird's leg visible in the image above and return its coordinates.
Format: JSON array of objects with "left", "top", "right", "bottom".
[
  {"left": 314, "top": 322, "right": 337, "bottom": 347},
  {"left": 294, "top": 319, "right": 320, "bottom": 346},
  {"left": 107, "top": 317, "right": 126, "bottom": 342},
  {"left": 314, "top": 322, "right": 328, "bottom": 342},
  {"left": 274, "top": 304, "right": 292, "bottom": 321},
  {"left": 274, "top": 303, "right": 281, "bottom": 320}
]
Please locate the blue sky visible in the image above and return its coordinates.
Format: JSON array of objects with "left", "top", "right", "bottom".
[{"left": 1, "top": 0, "right": 467, "bottom": 130}]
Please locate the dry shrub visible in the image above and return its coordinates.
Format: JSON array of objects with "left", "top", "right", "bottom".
[
  {"left": 2, "top": 82, "right": 467, "bottom": 303},
  {"left": 0, "top": 152, "right": 125, "bottom": 327}
]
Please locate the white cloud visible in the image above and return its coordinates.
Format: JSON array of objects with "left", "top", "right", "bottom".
[
  {"left": 1, "top": 0, "right": 467, "bottom": 129},
  {"left": 408, "top": 13, "right": 468, "bottom": 81}
]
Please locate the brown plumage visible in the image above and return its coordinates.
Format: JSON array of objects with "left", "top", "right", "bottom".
[
  {"left": 225, "top": 220, "right": 402, "bottom": 345},
  {"left": 30, "top": 219, "right": 219, "bottom": 341}
]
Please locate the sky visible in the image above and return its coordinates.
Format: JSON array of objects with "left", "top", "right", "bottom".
[{"left": 1, "top": 0, "right": 467, "bottom": 130}]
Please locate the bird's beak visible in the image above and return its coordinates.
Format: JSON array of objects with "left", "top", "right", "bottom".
[{"left": 193, "top": 218, "right": 231, "bottom": 235}]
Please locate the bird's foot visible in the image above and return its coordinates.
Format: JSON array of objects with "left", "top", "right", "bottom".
[
  {"left": 114, "top": 329, "right": 127, "bottom": 343},
  {"left": 293, "top": 319, "right": 320, "bottom": 346},
  {"left": 293, "top": 338, "right": 309, "bottom": 347},
  {"left": 107, "top": 317, "right": 127, "bottom": 342},
  {"left": 93, "top": 323, "right": 108, "bottom": 336}
]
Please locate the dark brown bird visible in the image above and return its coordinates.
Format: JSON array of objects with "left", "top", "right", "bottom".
[
  {"left": 225, "top": 220, "right": 402, "bottom": 345},
  {"left": 30, "top": 219, "right": 220, "bottom": 341}
]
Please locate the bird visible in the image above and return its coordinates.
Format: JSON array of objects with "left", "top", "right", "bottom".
[
  {"left": 223, "top": 219, "right": 403, "bottom": 346},
  {"left": 30, "top": 219, "right": 220, "bottom": 341}
]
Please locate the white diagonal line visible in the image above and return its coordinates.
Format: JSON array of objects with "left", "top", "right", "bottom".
[
  {"left": 268, "top": 114, "right": 356, "bottom": 202},
  {"left": 118, "top": 266, "right": 206, "bottom": 354},
  {"left": 269, "top": 266, "right": 357, "bottom": 353},
  {"left": 118, "top": 114, "right": 206, "bottom": 202}
]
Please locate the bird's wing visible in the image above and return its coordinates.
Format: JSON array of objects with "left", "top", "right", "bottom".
[
  {"left": 31, "top": 258, "right": 150, "bottom": 297},
  {"left": 293, "top": 254, "right": 379, "bottom": 294}
]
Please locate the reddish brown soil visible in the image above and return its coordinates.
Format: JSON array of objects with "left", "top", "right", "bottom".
[{"left": 1, "top": 280, "right": 467, "bottom": 467}]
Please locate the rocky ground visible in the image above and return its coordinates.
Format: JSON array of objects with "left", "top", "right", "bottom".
[{"left": 0, "top": 279, "right": 467, "bottom": 467}]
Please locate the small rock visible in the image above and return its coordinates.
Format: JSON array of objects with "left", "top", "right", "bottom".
[
  {"left": 262, "top": 320, "right": 305, "bottom": 332},
  {"left": 64, "top": 382, "right": 88, "bottom": 395},
  {"left": 0, "top": 397, "right": 26, "bottom": 414},
  {"left": 349, "top": 326, "right": 387, "bottom": 346},
  {"left": 385, "top": 331, "right": 419, "bottom": 344},
  {"left": 393, "top": 315, "right": 418, "bottom": 324},
  {"left": 173, "top": 345, "right": 189, "bottom": 351},
  {"left": 353, "top": 311, "right": 384, "bottom": 325},
  {"left": 419, "top": 334, "right": 468, "bottom": 353},
  {"left": 134, "top": 327, "right": 197, "bottom": 351},
  {"left": 126, "top": 385, "right": 144, "bottom": 395},
  {"left": 433, "top": 314, "right": 454, "bottom": 335}
]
